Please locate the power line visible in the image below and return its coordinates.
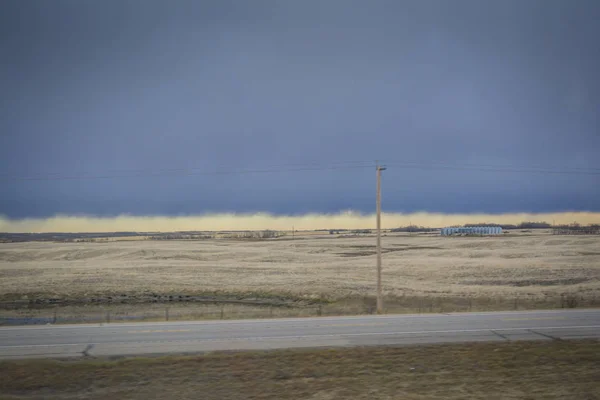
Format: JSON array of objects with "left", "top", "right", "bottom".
[
  {"left": 1, "top": 160, "right": 600, "bottom": 182},
  {"left": 382, "top": 162, "right": 600, "bottom": 176},
  {"left": 0, "top": 160, "right": 375, "bottom": 178},
  {"left": 383, "top": 160, "right": 600, "bottom": 172},
  {"left": 0, "top": 163, "right": 373, "bottom": 182}
]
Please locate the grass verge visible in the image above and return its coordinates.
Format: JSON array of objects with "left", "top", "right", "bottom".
[{"left": 1, "top": 340, "right": 599, "bottom": 399}]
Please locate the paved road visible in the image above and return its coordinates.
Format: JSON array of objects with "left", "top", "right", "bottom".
[{"left": 1, "top": 309, "right": 599, "bottom": 359}]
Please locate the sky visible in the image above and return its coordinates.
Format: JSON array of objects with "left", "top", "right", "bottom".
[{"left": 1, "top": 0, "right": 599, "bottom": 226}]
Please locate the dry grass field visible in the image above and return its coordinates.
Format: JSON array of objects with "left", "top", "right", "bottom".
[
  {"left": 1, "top": 231, "right": 599, "bottom": 307},
  {"left": 2, "top": 340, "right": 599, "bottom": 399}
]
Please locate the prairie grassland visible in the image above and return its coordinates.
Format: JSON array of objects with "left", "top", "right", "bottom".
[
  {"left": 1, "top": 231, "right": 599, "bottom": 304},
  {"left": 1, "top": 340, "right": 599, "bottom": 400}
]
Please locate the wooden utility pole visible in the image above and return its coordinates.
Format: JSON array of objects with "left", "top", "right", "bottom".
[{"left": 376, "top": 163, "right": 386, "bottom": 314}]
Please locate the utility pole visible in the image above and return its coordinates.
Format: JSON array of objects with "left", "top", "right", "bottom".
[{"left": 376, "top": 163, "right": 386, "bottom": 314}]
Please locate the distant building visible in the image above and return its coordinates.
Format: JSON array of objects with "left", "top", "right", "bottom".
[{"left": 440, "top": 226, "right": 502, "bottom": 236}]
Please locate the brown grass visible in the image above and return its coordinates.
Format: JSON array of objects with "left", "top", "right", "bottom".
[
  {"left": 2, "top": 292, "right": 594, "bottom": 326},
  {"left": 1, "top": 340, "right": 599, "bottom": 399},
  {"left": 2, "top": 231, "right": 599, "bottom": 301}
]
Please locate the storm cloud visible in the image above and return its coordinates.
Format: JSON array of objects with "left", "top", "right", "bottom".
[{"left": 1, "top": 0, "right": 599, "bottom": 221}]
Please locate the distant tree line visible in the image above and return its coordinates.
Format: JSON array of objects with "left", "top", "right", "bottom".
[
  {"left": 464, "top": 221, "right": 552, "bottom": 229},
  {"left": 150, "top": 234, "right": 213, "bottom": 240},
  {"left": 0, "top": 232, "right": 142, "bottom": 243},
  {"left": 390, "top": 225, "right": 437, "bottom": 233},
  {"left": 552, "top": 223, "right": 600, "bottom": 235},
  {"left": 464, "top": 221, "right": 599, "bottom": 233},
  {"left": 223, "top": 230, "right": 283, "bottom": 239}
]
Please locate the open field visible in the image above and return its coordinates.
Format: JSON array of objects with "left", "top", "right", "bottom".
[
  {"left": 1, "top": 231, "right": 599, "bottom": 320},
  {"left": 1, "top": 340, "right": 599, "bottom": 399}
]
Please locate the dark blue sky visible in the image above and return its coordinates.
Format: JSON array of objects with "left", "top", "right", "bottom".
[{"left": 1, "top": 0, "right": 599, "bottom": 218}]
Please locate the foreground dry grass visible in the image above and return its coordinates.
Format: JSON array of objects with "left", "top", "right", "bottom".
[
  {"left": 1, "top": 340, "right": 599, "bottom": 399},
  {"left": 1, "top": 231, "right": 599, "bottom": 304}
]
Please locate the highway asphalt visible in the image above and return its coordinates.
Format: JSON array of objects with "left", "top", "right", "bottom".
[{"left": 0, "top": 309, "right": 599, "bottom": 359}]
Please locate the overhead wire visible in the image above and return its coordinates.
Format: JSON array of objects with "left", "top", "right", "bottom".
[
  {"left": 0, "top": 163, "right": 373, "bottom": 181},
  {"left": 382, "top": 162, "right": 600, "bottom": 176},
  {"left": 1, "top": 159, "right": 600, "bottom": 181}
]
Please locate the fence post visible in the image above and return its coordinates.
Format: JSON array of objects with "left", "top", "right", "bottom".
[
  {"left": 165, "top": 307, "right": 169, "bottom": 321},
  {"left": 53, "top": 310, "right": 57, "bottom": 324},
  {"left": 469, "top": 298, "right": 472, "bottom": 312},
  {"left": 269, "top": 306, "right": 273, "bottom": 318},
  {"left": 514, "top": 297, "right": 518, "bottom": 310},
  {"left": 317, "top": 304, "right": 322, "bottom": 316},
  {"left": 220, "top": 305, "right": 225, "bottom": 320}
]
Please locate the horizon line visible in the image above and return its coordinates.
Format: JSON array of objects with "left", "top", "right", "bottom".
[{"left": 2, "top": 211, "right": 600, "bottom": 233}]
